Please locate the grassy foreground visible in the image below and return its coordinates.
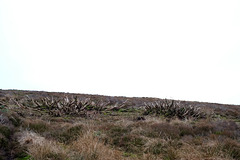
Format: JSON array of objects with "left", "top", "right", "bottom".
[{"left": 0, "top": 90, "right": 239, "bottom": 160}]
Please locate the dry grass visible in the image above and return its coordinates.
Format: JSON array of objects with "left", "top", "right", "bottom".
[
  {"left": 1, "top": 90, "right": 240, "bottom": 160},
  {"left": 22, "top": 118, "right": 50, "bottom": 133},
  {"left": 16, "top": 130, "right": 68, "bottom": 160},
  {"left": 177, "top": 142, "right": 232, "bottom": 160},
  {"left": 13, "top": 116, "right": 240, "bottom": 160},
  {"left": 70, "top": 130, "right": 124, "bottom": 160},
  {"left": 28, "top": 141, "right": 68, "bottom": 160}
]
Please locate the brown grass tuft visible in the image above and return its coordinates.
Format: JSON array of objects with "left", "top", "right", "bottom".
[
  {"left": 16, "top": 130, "right": 68, "bottom": 160},
  {"left": 70, "top": 130, "right": 123, "bottom": 160}
]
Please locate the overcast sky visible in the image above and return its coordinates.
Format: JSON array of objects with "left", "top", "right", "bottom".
[{"left": 0, "top": 0, "right": 240, "bottom": 105}]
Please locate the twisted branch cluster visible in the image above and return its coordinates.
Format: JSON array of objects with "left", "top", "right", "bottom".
[
  {"left": 32, "top": 96, "right": 94, "bottom": 116},
  {"left": 12, "top": 96, "right": 127, "bottom": 117},
  {"left": 143, "top": 99, "right": 206, "bottom": 119}
]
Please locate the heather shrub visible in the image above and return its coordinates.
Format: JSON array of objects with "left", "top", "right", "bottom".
[
  {"left": 50, "top": 124, "right": 83, "bottom": 144},
  {"left": 149, "top": 123, "right": 180, "bottom": 139},
  {"left": 222, "top": 139, "right": 240, "bottom": 159},
  {"left": 22, "top": 119, "right": 49, "bottom": 133},
  {"left": 213, "top": 120, "right": 239, "bottom": 139},
  {"left": 0, "top": 125, "right": 11, "bottom": 139},
  {"left": 193, "top": 122, "right": 214, "bottom": 136},
  {"left": 178, "top": 124, "right": 194, "bottom": 137}
]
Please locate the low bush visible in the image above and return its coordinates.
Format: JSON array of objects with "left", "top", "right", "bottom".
[
  {"left": 50, "top": 125, "right": 83, "bottom": 144},
  {"left": 213, "top": 120, "right": 239, "bottom": 139},
  {"left": 178, "top": 124, "right": 194, "bottom": 137},
  {"left": 0, "top": 133, "right": 8, "bottom": 148},
  {"left": 146, "top": 142, "right": 164, "bottom": 155},
  {"left": 193, "top": 122, "right": 214, "bottom": 136},
  {"left": 222, "top": 139, "right": 240, "bottom": 159},
  {"left": 0, "top": 125, "right": 11, "bottom": 139},
  {"left": 149, "top": 123, "right": 180, "bottom": 139},
  {"left": 101, "top": 125, "right": 146, "bottom": 154},
  {"left": 113, "top": 134, "right": 146, "bottom": 153},
  {"left": 22, "top": 120, "right": 49, "bottom": 133}
]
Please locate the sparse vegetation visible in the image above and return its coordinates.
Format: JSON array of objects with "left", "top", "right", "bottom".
[{"left": 0, "top": 89, "right": 239, "bottom": 160}]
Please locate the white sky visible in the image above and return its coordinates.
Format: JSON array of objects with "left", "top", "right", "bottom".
[{"left": 0, "top": 0, "right": 240, "bottom": 105}]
